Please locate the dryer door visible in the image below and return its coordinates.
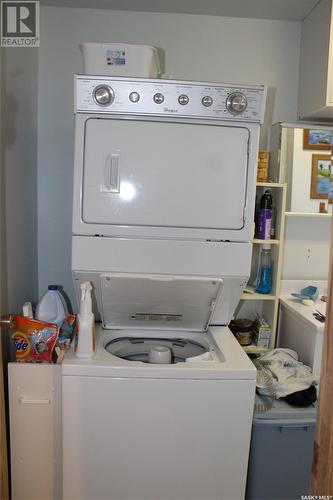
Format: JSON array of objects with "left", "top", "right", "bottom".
[{"left": 80, "top": 117, "right": 252, "bottom": 238}]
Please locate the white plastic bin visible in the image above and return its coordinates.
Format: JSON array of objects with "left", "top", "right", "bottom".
[{"left": 80, "top": 43, "right": 161, "bottom": 78}]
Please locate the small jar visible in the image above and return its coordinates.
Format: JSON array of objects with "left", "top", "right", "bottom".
[{"left": 229, "top": 319, "right": 254, "bottom": 346}]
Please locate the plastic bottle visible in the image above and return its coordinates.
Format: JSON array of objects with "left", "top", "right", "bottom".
[
  {"left": 35, "top": 285, "right": 67, "bottom": 326},
  {"left": 257, "top": 190, "right": 272, "bottom": 240},
  {"left": 270, "top": 198, "right": 276, "bottom": 239},
  {"left": 76, "top": 281, "right": 95, "bottom": 358},
  {"left": 255, "top": 244, "right": 272, "bottom": 294}
]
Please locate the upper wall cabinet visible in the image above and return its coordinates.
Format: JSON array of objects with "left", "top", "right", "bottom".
[{"left": 298, "top": 0, "right": 333, "bottom": 120}]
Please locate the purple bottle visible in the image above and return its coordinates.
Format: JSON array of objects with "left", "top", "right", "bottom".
[{"left": 257, "top": 190, "right": 272, "bottom": 240}]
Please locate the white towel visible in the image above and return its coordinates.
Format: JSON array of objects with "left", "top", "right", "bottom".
[{"left": 256, "top": 348, "right": 316, "bottom": 398}]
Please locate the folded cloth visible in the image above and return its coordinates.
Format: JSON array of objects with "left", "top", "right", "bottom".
[{"left": 255, "top": 348, "right": 316, "bottom": 399}]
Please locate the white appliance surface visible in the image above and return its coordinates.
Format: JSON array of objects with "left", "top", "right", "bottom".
[
  {"left": 67, "top": 75, "right": 265, "bottom": 500},
  {"left": 72, "top": 237, "right": 252, "bottom": 325},
  {"left": 62, "top": 325, "right": 256, "bottom": 500},
  {"left": 277, "top": 280, "right": 326, "bottom": 379},
  {"left": 72, "top": 75, "right": 266, "bottom": 242}
]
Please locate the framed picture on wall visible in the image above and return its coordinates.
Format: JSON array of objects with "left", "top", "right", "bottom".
[
  {"left": 310, "top": 154, "right": 331, "bottom": 199},
  {"left": 303, "top": 129, "right": 333, "bottom": 150}
]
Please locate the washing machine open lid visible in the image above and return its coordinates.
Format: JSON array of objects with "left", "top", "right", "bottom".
[{"left": 100, "top": 273, "right": 224, "bottom": 332}]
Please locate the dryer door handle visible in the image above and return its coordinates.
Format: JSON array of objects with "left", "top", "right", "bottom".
[{"left": 103, "top": 153, "right": 120, "bottom": 193}]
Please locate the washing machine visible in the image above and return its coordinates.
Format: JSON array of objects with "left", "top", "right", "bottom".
[{"left": 63, "top": 75, "right": 266, "bottom": 500}]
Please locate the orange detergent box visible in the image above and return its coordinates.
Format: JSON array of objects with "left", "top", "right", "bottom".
[{"left": 10, "top": 315, "right": 59, "bottom": 363}]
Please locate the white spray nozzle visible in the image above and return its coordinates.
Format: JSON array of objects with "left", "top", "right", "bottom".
[
  {"left": 80, "top": 281, "right": 92, "bottom": 297},
  {"left": 23, "top": 302, "right": 33, "bottom": 319},
  {"left": 79, "top": 281, "right": 93, "bottom": 316}
]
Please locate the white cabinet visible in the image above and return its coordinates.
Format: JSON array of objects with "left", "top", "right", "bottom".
[
  {"left": 8, "top": 364, "right": 62, "bottom": 500},
  {"left": 234, "top": 182, "right": 287, "bottom": 353},
  {"left": 298, "top": 0, "right": 333, "bottom": 119}
]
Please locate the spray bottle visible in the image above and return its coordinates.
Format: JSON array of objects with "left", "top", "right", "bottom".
[
  {"left": 255, "top": 244, "right": 273, "bottom": 294},
  {"left": 76, "top": 281, "right": 95, "bottom": 358}
]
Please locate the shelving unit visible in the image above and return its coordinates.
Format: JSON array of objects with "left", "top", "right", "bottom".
[{"left": 234, "top": 182, "right": 287, "bottom": 353}]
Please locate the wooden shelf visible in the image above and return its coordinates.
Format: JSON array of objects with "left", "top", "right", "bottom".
[
  {"left": 241, "top": 292, "right": 276, "bottom": 300},
  {"left": 256, "top": 182, "right": 286, "bottom": 188},
  {"left": 252, "top": 238, "right": 280, "bottom": 245},
  {"left": 243, "top": 345, "right": 270, "bottom": 354}
]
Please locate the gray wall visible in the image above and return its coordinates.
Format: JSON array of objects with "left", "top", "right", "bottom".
[
  {"left": 4, "top": 48, "right": 39, "bottom": 313},
  {"left": 37, "top": 6, "right": 302, "bottom": 309}
]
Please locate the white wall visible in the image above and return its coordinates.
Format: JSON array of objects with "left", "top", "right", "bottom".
[
  {"left": 4, "top": 48, "right": 39, "bottom": 313},
  {"left": 282, "top": 216, "right": 331, "bottom": 280},
  {"left": 37, "top": 6, "right": 302, "bottom": 309}
]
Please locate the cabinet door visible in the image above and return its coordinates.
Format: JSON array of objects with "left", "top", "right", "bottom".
[
  {"left": 9, "top": 364, "right": 61, "bottom": 500},
  {"left": 299, "top": 0, "right": 333, "bottom": 119}
]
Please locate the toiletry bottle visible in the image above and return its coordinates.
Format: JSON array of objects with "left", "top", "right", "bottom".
[
  {"left": 35, "top": 285, "right": 67, "bottom": 326},
  {"left": 255, "top": 244, "right": 272, "bottom": 294},
  {"left": 76, "top": 281, "right": 95, "bottom": 358},
  {"left": 270, "top": 197, "right": 276, "bottom": 239},
  {"left": 257, "top": 190, "right": 272, "bottom": 240}
]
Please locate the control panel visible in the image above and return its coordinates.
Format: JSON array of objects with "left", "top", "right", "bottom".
[{"left": 75, "top": 75, "right": 266, "bottom": 122}]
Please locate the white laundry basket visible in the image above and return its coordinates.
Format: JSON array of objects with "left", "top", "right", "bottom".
[{"left": 80, "top": 43, "right": 161, "bottom": 77}]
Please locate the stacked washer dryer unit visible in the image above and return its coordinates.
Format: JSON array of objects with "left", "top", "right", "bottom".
[{"left": 63, "top": 75, "right": 266, "bottom": 500}]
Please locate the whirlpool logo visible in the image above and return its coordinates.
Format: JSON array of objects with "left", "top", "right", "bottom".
[
  {"left": 1, "top": 1, "right": 39, "bottom": 46},
  {"left": 163, "top": 107, "right": 178, "bottom": 113}
]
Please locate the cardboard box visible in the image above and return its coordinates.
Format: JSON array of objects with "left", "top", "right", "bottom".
[{"left": 254, "top": 316, "right": 271, "bottom": 348}]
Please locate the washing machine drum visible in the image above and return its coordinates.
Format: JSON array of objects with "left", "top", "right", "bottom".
[{"left": 105, "top": 336, "right": 208, "bottom": 363}]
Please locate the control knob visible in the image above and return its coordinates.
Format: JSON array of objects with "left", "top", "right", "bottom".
[
  {"left": 153, "top": 93, "right": 164, "bottom": 104},
  {"left": 226, "top": 92, "right": 247, "bottom": 114},
  {"left": 129, "top": 91, "right": 140, "bottom": 103},
  {"left": 178, "top": 94, "right": 189, "bottom": 105},
  {"left": 93, "top": 85, "right": 114, "bottom": 106},
  {"left": 202, "top": 96, "right": 213, "bottom": 107}
]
